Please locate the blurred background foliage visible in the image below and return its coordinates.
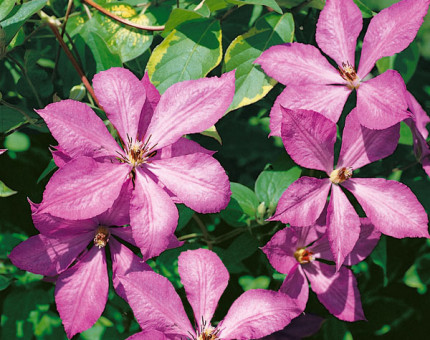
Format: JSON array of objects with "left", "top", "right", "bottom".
[{"left": 0, "top": 0, "right": 429, "bottom": 339}]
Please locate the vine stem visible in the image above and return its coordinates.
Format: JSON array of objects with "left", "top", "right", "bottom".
[
  {"left": 82, "top": 0, "right": 165, "bottom": 31},
  {"left": 192, "top": 214, "right": 213, "bottom": 249}
]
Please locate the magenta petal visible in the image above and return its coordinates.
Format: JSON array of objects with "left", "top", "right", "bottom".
[
  {"left": 0, "top": 149, "right": 6, "bottom": 155},
  {"left": 337, "top": 109, "right": 400, "bottom": 170},
  {"left": 138, "top": 72, "right": 161, "bottom": 139},
  {"left": 255, "top": 43, "right": 341, "bottom": 85},
  {"left": 9, "top": 233, "right": 91, "bottom": 276},
  {"left": 36, "top": 100, "right": 122, "bottom": 159},
  {"left": 316, "top": 0, "right": 362, "bottom": 68},
  {"left": 38, "top": 158, "right": 129, "bottom": 219},
  {"left": 326, "top": 184, "right": 361, "bottom": 269},
  {"left": 219, "top": 290, "right": 301, "bottom": 339},
  {"left": 280, "top": 108, "right": 336, "bottom": 173},
  {"left": 93, "top": 68, "right": 146, "bottom": 143},
  {"left": 344, "top": 218, "right": 381, "bottom": 266},
  {"left": 144, "top": 71, "right": 235, "bottom": 150},
  {"left": 155, "top": 137, "right": 214, "bottom": 160},
  {"left": 272, "top": 177, "right": 331, "bottom": 226},
  {"left": 111, "top": 226, "right": 137, "bottom": 247},
  {"left": 356, "top": 70, "right": 409, "bottom": 129},
  {"left": 55, "top": 246, "right": 108, "bottom": 339},
  {"left": 406, "top": 91, "right": 430, "bottom": 139},
  {"left": 305, "top": 261, "right": 365, "bottom": 321},
  {"left": 51, "top": 146, "right": 72, "bottom": 167},
  {"left": 126, "top": 330, "right": 168, "bottom": 340},
  {"left": 178, "top": 249, "right": 229, "bottom": 329},
  {"left": 279, "top": 265, "right": 309, "bottom": 313},
  {"left": 358, "top": 0, "right": 430, "bottom": 78},
  {"left": 118, "top": 271, "right": 194, "bottom": 338},
  {"left": 147, "top": 153, "right": 230, "bottom": 213},
  {"left": 130, "top": 169, "right": 179, "bottom": 259},
  {"left": 308, "top": 235, "right": 334, "bottom": 262},
  {"left": 343, "top": 178, "right": 430, "bottom": 238}
]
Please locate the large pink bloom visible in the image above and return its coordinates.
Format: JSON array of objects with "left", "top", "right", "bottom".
[
  {"left": 256, "top": 0, "right": 430, "bottom": 132},
  {"left": 262, "top": 217, "right": 380, "bottom": 322},
  {"left": 36, "top": 68, "right": 235, "bottom": 258},
  {"left": 271, "top": 107, "right": 429, "bottom": 268},
  {"left": 119, "top": 248, "right": 302, "bottom": 340}
]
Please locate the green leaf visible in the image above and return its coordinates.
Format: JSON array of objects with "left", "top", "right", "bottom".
[
  {"left": 200, "top": 125, "right": 222, "bottom": 144},
  {"left": 224, "top": 12, "right": 294, "bottom": 111},
  {"left": 0, "top": 0, "right": 15, "bottom": 22},
  {"left": 0, "top": 275, "right": 11, "bottom": 291},
  {"left": 394, "top": 41, "right": 420, "bottom": 84},
  {"left": 239, "top": 275, "right": 270, "bottom": 291},
  {"left": 162, "top": 8, "right": 203, "bottom": 36},
  {"left": 177, "top": 204, "right": 194, "bottom": 231},
  {"left": 274, "top": 0, "right": 325, "bottom": 10},
  {"left": 376, "top": 56, "right": 395, "bottom": 75},
  {"left": 370, "top": 236, "right": 388, "bottom": 287},
  {"left": 0, "top": 0, "right": 48, "bottom": 44},
  {"left": 205, "top": 0, "right": 232, "bottom": 11},
  {"left": 0, "top": 105, "right": 26, "bottom": 133},
  {"left": 323, "top": 317, "right": 352, "bottom": 340},
  {"left": 37, "top": 158, "right": 57, "bottom": 184},
  {"left": 147, "top": 18, "right": 222, "bottom": 93},
  {"left": 415, "top": 253, "right": 430, "bottom": 285},
  {"left": 226, "top": 0, "right": 283, "bottom": 14},
  {"left": 0, "top": 179, "right": 17, "bottom": 197},
  {"left": 4, "top": 131, "right": 30, "bottom": 152},
  {"left": 217, "top": 233, "right": 259, "bottom": 273},
  {"left": 353, "top": 0, "right": 375, "bottom": 18},
  {"left": 404, "top": 263, "right": 427, "bottom": 294},
  {"left": 399, "top": 121, "right": 413, "bottom": 146}
]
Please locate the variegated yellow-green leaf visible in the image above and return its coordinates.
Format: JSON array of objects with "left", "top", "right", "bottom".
[
  {"left": 201, "top": 125, "right": 222, "bottom": 144},
  {"left": 0, "top": 180, "right": 17, "bottom": 197},
  {"left": 93, "top": 2, "right": 153, "bottom": 63},
  {"left": 224, "top": 12, "right": 294, "bottom": 112},
  {"left": 147, "top": 18, "right": 222, "bottom": 94}
]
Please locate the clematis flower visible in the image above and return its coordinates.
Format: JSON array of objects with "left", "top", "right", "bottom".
[
  {"left": 35, "top": 68, "right": 235, "bottom": 258},
  {"left": 0, "top": 149, "right": 6, "bottom": 154},
  {"left": 271, "top": 107, "right": 429, "bottom": 268},
  {"left": 8, "top": 180, "right": 167, "bottom": 339},
  {"left": 405, "top": 91, "right": 430, "bottom": 177},
  {"left": 262, "top": 217, "right": 380, "bottom": 322},
  {"left": 256, "top": 0, "right": 430, "bottom": 132},
  {"left": 118, "top": 248, "right": 302, "bottom": 340}
]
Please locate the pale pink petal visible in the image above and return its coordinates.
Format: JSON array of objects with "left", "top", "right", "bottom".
[
  {"left": 344, "top": 218, "right": 381, "bottom": 266},
  {"left": 305, "top": 261, "right": 365, "bottom": 321},
  {"left": 126, "top": 330, "right": 168, "bottom": 340},
  {"left": 118, "top": 271, "right": 194, "bottom": 338},
  {"left": 338, "top": 109, "right": 400, "bottom": 169},
  {"left": 356, "top": 70, "right": 409, "bottom": 129},
  {"left": 271, "top": 177, "right": 331, "bottom": 227},
  {"left": 55, "top": 246, "right": 108, "bottom": 339},
  {"left": 36, "top": 100, "right": 122, "bottom": 159},
  {"left": 9, "top": 233, "right": 91, "bottom": 277},
  {"left": 178, "top": 249, "right": 229, "bottom": 330},
  {"left": 280, "top": 108, "right": 336, "bottom": 173},
  {"left": 137, "top": 72, "right": 161, "bottom": 139},
  {"left": 130, "top": 169, "right": 179, "bottom": 259},
  {"left": 93, "top": 67, "right": 146, "bottom": 143},
  {"left": 219, "top": 290, "right": 301, "bottom": 339},
  {"left": 406, "top": 91, "right": 430, "bottom": 139},
  {"left": 154, "top": 137, "right": 214, "bottom": 160},
  {"left": 358, "top": 0, "right": 430, "bottom": 78},
  {"left": 279, "top": 265, "right": 309, "bottom": 313},
  {"left": 326, "top": 184, "right": 361, "bottom": 269},
  {"left": 255, "top": 43, "right": 341, "bottom": 85},
  {"left": 147, "top": 153, "right": 230, "bottom": 213},
  {"left": 110, "top": 237, "right": 151, "bottom": 299},
  {"left": 0, "top": 149, "right": 6, "bottom": 155},
  {"left": 269, "top": 85, "right": 350, "bottom": 136},
  {"left": 316, "top": 0, "right": 362, "bottom": 68},
  {"left": 343, "top": 178, "right": 430, "bottom": 238},
  {"left": 38, "top": 158, "right": 130, "bottom": 220},
  {"left": 144, "top": 71, "right": 235, "bottom": 150}
]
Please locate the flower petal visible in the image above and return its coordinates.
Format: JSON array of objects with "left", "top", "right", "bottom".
[
  {"left": 51, "top": 146, "right": 72, "bottom": 167},
  {"left": 358, "top": 0, "right": 430, "bottom": 78},
  {"left": 337, "top": 109, "right": 400, "bottom": 169},
  {"left": 155, "top": 137, "right": 214, "bottom": 160},
  {"left": 178, "top": 249, "right": 229, "bottom": 330},
  {"left": 219, "top": 290, "right": 301, "bottom": 339},
  {"left": 118, "top": 271, "right": 194, "bottom": 338},
  {"left": 137, "top": 72, "right": 161, "bottom": 139},
  {"left": 144, "top": 71, "right": 235, "bottom": 150},
  {"left": 110, "top": 226, "right": 137, "bottom": 247},
  {"left": 406, "top": 91, "right": 430, "bottom": 139},
  {"left": 271, "top": 177, "right": 331, "bottom": 226},
  {"left": 356, "top": 70, "right": 409, "bottom": 129},
  {"left": 55, "top": 246, "right": 108, "bottom": 339},
  {"left": 305, "top": 261, "right": 365, "bottom": 321},
  {"left": 38, "top": 157, "right": 129, "bottom": 219},
  {"left": 93, "top": 67, "right": 146, "bottom": 143},
  {"left": 130, "top": 169, "right": 179, "bottom": 259},
  {"left": 269, "top": 85, "right": 350, "bottom": 136},
  {"left": 126, "top": 330, "right": 168, "bottom": 340},
  {"left": 36, "top": 100, "right": 121, "bottom": 159},
  {"left": 255, "top": 43, "right": 341, "bottom": 85},
  {"left": 316, "top": 0, "right": 362, "bottom": 68},
  {"left": 326, "top": 184, "right": 361, "bottom": 269},
  {"left": 147, "top": 153, "right": 230, "bottom": 213},
  {"left": 279, "top": 265, "right": 309, "bottom": 313},
  {"left": 342, "top": 178, "right": 430, "bottom": 238}
]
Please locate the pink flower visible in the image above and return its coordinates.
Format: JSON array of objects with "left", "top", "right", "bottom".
[
  {"left": 271, "top": 107, "right": 429, "bottom": 268},
  {"left": 262, "top": 217, "right": 380, "bottom": 322},
  {"left": 256, "top": 0, "right": 430, "bottom": 132},
  {"left": 8, "top": 180, "right": 169, "bottom": 339},
  {"left": 118, "top": 248, "right": 302, "bottom": 340},
  {"left": 36, "top": 68, "right": 235, "bottom": 258},
  {"left": 0, "top": 149, "right": 6, "bottom": 154}
]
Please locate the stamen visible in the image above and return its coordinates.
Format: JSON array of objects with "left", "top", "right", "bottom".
[
  {"left": 94, "top": 226, "right": 110, "bottom": 248},
  {"left": 124, "top": 136, "right": 158, "bottom": 167},
  {"left": 195, "top": 318, "right": 221, "bottom": 340},
  {"left": 294, "top": 248, "right": 314, "bottom": 264},
  {"left": 330, "top": 167, "right": 353, "bottom": 184},
  {"left": 338, "top": 61, "right": 360, "bottom": 89}
]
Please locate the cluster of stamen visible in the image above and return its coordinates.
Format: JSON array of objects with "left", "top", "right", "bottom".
[
  {"left": 195, "top": 319, "right": 220, "bottom": 340},
  {"left": 116, "top": 135, "right": 157, "bottom": 168},
  {"left": 93, "top": 226, "right": 110, "bottom": 248},
  {"left": 338, "top": 62, "right": 360, "bottom": 90},
  {"left": 294, "top": 248, "right": 314, "bottom": 264},
  {"left": 329, "top": 167, "right": 353, "bottom": 184}
]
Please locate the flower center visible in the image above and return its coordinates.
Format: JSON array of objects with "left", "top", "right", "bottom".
[
  {"left": 338, "top": 62, "right": 360, "bottom": 90},
  {"left": 329, "top": 167, "right": 353, "bottom": 184},
  {"left": 117, "top": 136, "right": 157, "bottom": 168},
  {"left": 294, "top": 248, "right": 314, "bottom": 264},
  {"left": 94, "top": 226, "right": 110, "bottom": 248},
  {"left": 195, "top": 321, "right": 220, "bottom": 340}
]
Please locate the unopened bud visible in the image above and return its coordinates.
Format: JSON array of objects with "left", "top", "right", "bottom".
[{"left": 257, "top": 201, "right": 266, "bottom": 218}]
